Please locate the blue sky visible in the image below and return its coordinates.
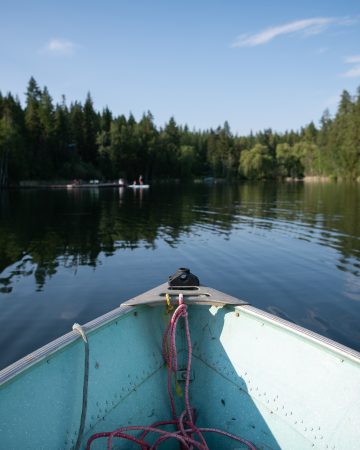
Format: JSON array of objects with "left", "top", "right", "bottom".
[{"left": 1, "top": 0, "right": 360, "bottom": 134}]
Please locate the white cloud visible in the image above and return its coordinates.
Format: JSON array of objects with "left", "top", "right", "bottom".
[
  {"left": 232, "top": 17, "right": 354, "bottom": 48},
  {"left": 42, "top": 38, "right": 77, "bottom": 56},
  {"left": 345, "top": 55, "right": 360, "bottom": 64},
  {"left": 342, "top": 54, "right": 360, "bottom": 78},
  {"left": 342, "top": 65, "right": 360, "bottom": 78}
]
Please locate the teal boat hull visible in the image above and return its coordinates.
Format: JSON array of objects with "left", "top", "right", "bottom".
[{"left": 1, "top": 284, "right": 359, "bottom": 449}]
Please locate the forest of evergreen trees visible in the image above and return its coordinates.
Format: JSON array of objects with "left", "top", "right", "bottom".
[{"left": 0, "top": 77, "right": 360, "bottom": 186}]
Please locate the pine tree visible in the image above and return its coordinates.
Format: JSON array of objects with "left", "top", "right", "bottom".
[
  {"left": 69, "top": 101, "right": 85, "bottom": 162},
  {"left": 24, "top": 77, "right": 42, "bottom": 177},
  {"left": 83, "top": 92, "right": 99, "bottom": 164},
  {"left": 38, "top": 86, "right": 55, "bottom": 176},
  {"left": 0, "top": 97, "right": 23, "bottom": 185},
  {"left": 331, "top": 90, "right": 357, "bottom": 178},
  {"left": 54, "top": 96, "right": 72, "bottom": 176}
]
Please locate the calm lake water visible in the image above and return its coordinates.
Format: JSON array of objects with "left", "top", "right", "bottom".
[{"left": 0, "top": 182, "right": 360, "bottom": 370}]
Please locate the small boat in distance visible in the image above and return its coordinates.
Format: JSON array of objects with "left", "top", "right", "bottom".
[{"left": 0, "top": 268, "right": 359, "bottom": 449}]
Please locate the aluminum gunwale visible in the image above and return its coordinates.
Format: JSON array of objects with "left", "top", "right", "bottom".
[
  {"left": 125, "top": 282, "right": 360, "bottom": 362},
  {"left": 0, "top": 304, "right": 134, "bottom": 386},
  {"left": 239, "top": 304, "right": 360, "bottom": 363},
  {"left": 0, "top": 283, "right": 244, "bottom": 386},
  {"left": 1, "top": 283, "right": 359, "bottom": 386}
]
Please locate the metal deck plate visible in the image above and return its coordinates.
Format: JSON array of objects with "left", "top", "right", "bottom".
[{"left": 123, "top": 283, "right": 249, "bottom": 307}]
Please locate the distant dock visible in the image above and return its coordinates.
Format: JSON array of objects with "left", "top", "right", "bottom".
[
  {"left": 12, "top": 182, "right": 127, "bottom": 189},
  {"left": 64, "top": 182, "right": 125, "bottom": 189}
]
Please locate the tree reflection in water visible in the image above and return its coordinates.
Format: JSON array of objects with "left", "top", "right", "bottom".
[
  {"left": 1, "top": 182, "right": 360, "bottom": 368},
  {"left": 0, "top": 182, "right": 360, "bottom": 293}
]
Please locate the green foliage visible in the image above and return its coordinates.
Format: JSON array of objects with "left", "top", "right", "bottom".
[
  {"left": 276, "top": 143, "right": 303, "bottom": 178},
  {"left": 178, "top": 145, "right": 195, "bottom": 178},
  {"left": 325, "top": 90, "right": 360, "bottom": 179},
  {"left": 239, "top": 144, "right": 274, "bottom": 179},
  {"left": 293, "top": 142, "right": 321, "bottom": 176},
  {"left": 0, "top": 95, "right": 25, "bottom": 184},
  {"left": 1, "top": 78, "right": 360, "bottom": 185},
  {"left": 82, "top": 92, "right": 99, "bottom": 164}
]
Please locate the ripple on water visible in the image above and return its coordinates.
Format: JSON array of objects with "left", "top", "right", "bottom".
[{"left": 1, "top": 182, "right": 360, "bottom": 368}]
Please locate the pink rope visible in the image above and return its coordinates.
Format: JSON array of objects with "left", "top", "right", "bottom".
[{"left": 86, "top": 294, "right": 257, "bottom": 450}]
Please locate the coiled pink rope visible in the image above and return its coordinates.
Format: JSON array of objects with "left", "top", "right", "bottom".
[{"left": 86, "top": 294, "right": 256, "bottom": 449}]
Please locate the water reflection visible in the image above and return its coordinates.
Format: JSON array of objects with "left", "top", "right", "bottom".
[
  {"left": 1, "top": 182, "right": 360, "bottom": 368},
  {"left": 1, "top": 183, "right": 360, "bottom": 292}
]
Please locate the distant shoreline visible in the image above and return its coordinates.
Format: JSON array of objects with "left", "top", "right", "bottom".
[
  {"left": 303, "top": 176, "right": 331, "bottom": 182},
  {"left": 2, "top": 176, "right": 360, "bottom": 190},
  {"left": 2, "top": 79, "right": 360, "bottom": 189},
  {"left": 286, "top": 176, "right": 360, "bottom": 183},
  {"left": 286, "top": 176, "right": 331, "bottom": 183}
]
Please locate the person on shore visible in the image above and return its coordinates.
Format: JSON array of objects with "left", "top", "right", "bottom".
[{"left": 139, "top": 175, "right": 143, "bottom": 185}]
